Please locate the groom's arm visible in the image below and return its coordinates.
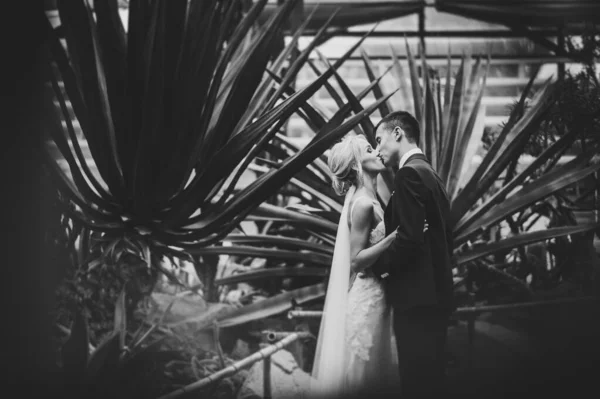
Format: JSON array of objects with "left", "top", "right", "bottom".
[{"left": 372, "top": 167, "right": 427, "bottom": 278}]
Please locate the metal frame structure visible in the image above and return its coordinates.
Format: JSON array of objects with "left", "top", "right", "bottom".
[
  {"left": 262, "top": 1, "right": 600, "bottom": 79},
  {"left": 46, "top": 1, "right": 599, "bottom": 70}
]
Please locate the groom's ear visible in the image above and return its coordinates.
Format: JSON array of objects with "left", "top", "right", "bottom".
[{"left": 394, "top": 127, "right": 404, "bottom": 142}]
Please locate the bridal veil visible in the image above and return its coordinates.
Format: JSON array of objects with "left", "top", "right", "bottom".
[{"left": 309, "top": 185, "right": 355, "bottom": 398}]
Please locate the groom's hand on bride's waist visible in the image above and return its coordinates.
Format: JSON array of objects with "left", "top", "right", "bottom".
[
  {"left": 357, "top": 268, "right": 382, "bottom": 279},
  {"left": 371, "top": 259, "right": 389, "bottom": 279},
  {"left": 363, "top": 269, "right": 389, "bottom": 279}
]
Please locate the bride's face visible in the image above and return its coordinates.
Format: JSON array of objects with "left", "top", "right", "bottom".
[{"left": 359, "top": 139, "right": 386, "bottom": 174}]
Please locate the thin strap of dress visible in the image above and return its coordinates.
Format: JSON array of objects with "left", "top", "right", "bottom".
[{"left": 373, "top": 201, "right": 384, "bottom": 220}]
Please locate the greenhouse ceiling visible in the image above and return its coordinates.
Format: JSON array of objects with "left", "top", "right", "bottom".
[
  {"left": 46, "top": 0, "right": 599, "bottom": 64},
  {"left": 258, "top": 1, "right": 599, "bottom": 62}
]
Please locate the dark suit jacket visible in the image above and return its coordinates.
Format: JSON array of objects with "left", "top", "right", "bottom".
[{"left": 372, "top": 153, "right": 455, "bottom": 313}]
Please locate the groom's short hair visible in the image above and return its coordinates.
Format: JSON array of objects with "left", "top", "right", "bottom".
[{"left": 375, "top": 111, "right": 420, "bottom": 146}]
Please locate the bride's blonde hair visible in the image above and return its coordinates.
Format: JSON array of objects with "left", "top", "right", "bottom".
[{"left": 328, "top": 134, "right": 369, "bottom": 196}]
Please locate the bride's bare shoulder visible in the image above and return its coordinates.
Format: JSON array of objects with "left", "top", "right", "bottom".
[{"left": 348, "top": 195, "right": 375, "bottom": 227}]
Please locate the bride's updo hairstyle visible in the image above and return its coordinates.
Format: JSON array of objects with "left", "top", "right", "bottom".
[{"left": 328, "top": 134, "right": 368, "bottom": 196}]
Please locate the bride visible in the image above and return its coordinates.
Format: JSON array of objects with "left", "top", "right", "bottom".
[{"left": 309, "top": 133, "right": 402, "bottom": 398}]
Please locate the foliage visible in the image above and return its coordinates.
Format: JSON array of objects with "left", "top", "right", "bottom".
[
  {"left": 205, "top": 41, "right": 600, "bottom": 331},
  {"left": 57, "top": 289, "right": 169, "bottom": 398},
  {"left": 566, "top": 25, "right": 600, "bottom": 81},
  {"left": 45, "top": 0, "right": 397, "bottom": 392},
  {"left": 45, "top": 1, "right": 600, "bottom": 390},
  {"left": 45, "top": 0, "right": 393, "bottom": 288},
  {"left": 55, "top": 241, "right": 158, "bottom": 343},
  {"left": 390, "top": 44, "right": 600, "bottom": 304},
  {"left": 547, "top": 69, "right": 600, "bottom": 142}
]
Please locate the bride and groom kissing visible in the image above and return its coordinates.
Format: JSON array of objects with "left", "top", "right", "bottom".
[{"left": 309, "top": 111, "right": 455, "bottom": 398}]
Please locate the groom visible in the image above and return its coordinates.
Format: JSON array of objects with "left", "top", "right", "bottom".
[{"left": 372, "top": 111, "right": 454, "bottom": 398}]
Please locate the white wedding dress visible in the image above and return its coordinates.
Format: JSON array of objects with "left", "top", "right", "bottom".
[
  {"left": 308, "top": 192, "right": 401, "bottom": 399},
  {"left": 344, "top": 198, "right": 400, "bottom": 394}
]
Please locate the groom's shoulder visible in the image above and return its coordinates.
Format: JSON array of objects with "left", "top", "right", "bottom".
[
  {"left": 395, "top": 164, "right": 423, "bottom": 186},
  {"left": 405, "top": 159, "right": 438, "bottom": 178}
]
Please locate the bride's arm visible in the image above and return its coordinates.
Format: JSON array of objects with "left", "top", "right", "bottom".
[{"left": 349, "top": 199, "right": 397, "bottom": 274}]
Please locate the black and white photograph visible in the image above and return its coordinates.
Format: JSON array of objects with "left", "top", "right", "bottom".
[{"left": 7, "top": 0, "right": 600, "bottom": 398}]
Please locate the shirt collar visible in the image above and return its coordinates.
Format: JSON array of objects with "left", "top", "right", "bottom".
[{"left": 399, "top": 148, "right": 423, "bottom": 169}]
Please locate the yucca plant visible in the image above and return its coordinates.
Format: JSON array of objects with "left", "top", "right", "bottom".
[
  {"left": 400, "top": 46, "right": 600, "bottom": 297},
  {"left": 44, "top": 0, "right": 397, "bottom": 300},
  {"left": 202, "top": 41, "right": 600, "bottom": 330}
]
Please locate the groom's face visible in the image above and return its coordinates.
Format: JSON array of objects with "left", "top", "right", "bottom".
[{"left": 375, "top": 123, "right": 401, "bottom": 168}]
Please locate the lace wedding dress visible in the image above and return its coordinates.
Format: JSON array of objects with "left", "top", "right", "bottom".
[
  {"left": 308, "top": 190, "right": 400, "bottom": 399},
  {"left": 343, "top": 198, "right": 400, "bottom": 394}
]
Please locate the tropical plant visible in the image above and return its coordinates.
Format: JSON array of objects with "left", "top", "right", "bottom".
[
  {"left": 45, "top": 0, "right": 599, "bottom": 382},
  {"left": 203, "top": 41, "right": 600, "bottom": 330},
  {"left": 44, "top": 0, "right": 396, "bottom": 302}
]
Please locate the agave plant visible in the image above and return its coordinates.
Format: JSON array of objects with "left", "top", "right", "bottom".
[
  {"left": 44, "top": 0, "right": 399, "bottom": 298},
  {"left": 204, "top": 40, "right": 600, "bottom": 329}
]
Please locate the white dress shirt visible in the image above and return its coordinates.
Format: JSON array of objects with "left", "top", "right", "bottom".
[{"left": 399, "top": 147, "right": 424, "bottom": 169}]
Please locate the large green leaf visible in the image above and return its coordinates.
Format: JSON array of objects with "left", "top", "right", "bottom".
[
  {"left": 288, "top": 177, "right": 343, "bottom": 213},
  {"left": 308, "top": 59, "right": 344, "bottom": 110},
  {"left": 165, "top": 28, "right": 379, "bottom": 226},
  {"left": 46, "top": 64, "right": 118, "bottom": 211},
  {"left": 204, "top": 93, "right": 397, "bottom": 235},
  {"left": 405, "top": 37, "right": 422, "bottom": 123},
  {"left": 450, "top": 76, "right": 555, "bottom": 223},
  {"left": 275, "top": 133, "right": 332, "bottom": 183},
  {"left": 47, "top": 0, "right": 398, "bottom": 252},
  {"left": 160, "top": 1, "right": 257, "bottom": 194},
  {"left": 389, "top": 44, "right": 413, "bottom": 113},
  {"left": 94, "top": 0, "right": 127, "bottom": 178},
  {"left": 187, "top": 202, "right": 337, "bottom": 236},
  {"left": 210, "top": 14, "right": 348, "bottom": 210},
  {"left": 131, "top": 0, "right": 166, "bottom": 216},
  {"left": 224, "top": 234, "right": 333, "bottom": 254},
  {"left": 360, "top": 47, "right": 392, "bottom": 118},
  {"left": 446, "top": 58, "right": 489, "bottom": 198},
  {"left": 456, "top": 222, "right": 600, "bottom": 265},
  {"left": 42, "top": 148, "right": 119, "bottom": 224},
  {"left": 56, "top": 0, "right": 125, "bottom": 199},
  {"left": 154, "top": 91, "right": 395, "bottom": 246},
  {"left": 200, "top": 0, "right": 301, "bottom": 170},
  {"left": 442, "top": 45, "right": 453, "bottom": 135},
  {"left": 191, "top": 245, "right": 332, "bottom": 266},
  {"left": 454, "top": 128, "right": 581, "bottom": 236},
  {"left": 419, "top": 54, "right": 436, "bottom": 165},
  {"left": 438, "top": 56, "right": 466, "bottom": 182},
  {"left": 257, "top": 8, "right": 340, "bottom": 119},
  {"left": 234, "top": 5, "right": 322, "bottom": 133},
  {"left": 455, "top": 154, "right": 600, "bottom": 245}
]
